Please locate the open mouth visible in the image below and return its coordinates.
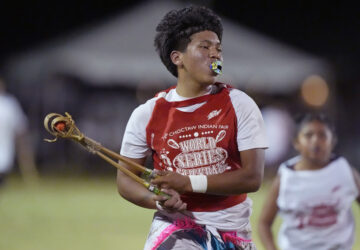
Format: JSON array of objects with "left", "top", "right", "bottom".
[{"left": 210, "top": 60, "right": 223, "bottom": 75}]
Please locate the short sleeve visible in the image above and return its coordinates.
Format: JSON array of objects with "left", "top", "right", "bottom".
[
  {"left": 120, "top": 98, "right": 156, "bottom": 159},
  {"left": 229, "top": 89, "right": 268, "bottom": 151}
]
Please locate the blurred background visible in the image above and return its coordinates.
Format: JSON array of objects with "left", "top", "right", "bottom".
[{"left": 0, "top": 0, "right": 359, "bottom": 249}]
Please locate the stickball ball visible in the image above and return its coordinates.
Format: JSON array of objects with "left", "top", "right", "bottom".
[{"left": 55, "top": 121, "right": 66, "bottom": 132}]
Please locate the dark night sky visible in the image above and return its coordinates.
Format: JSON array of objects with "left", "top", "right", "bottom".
[
  {"left": 0, "top": 0, "right": 359, "bottom": 83},
  {"left": 216, "top": 1, "right": 360, "bottom": 82},
  {"left": 0, "top": 0, "right": 143, "bottom": 60}
]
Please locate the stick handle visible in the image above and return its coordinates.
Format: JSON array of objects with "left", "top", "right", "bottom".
[
  {"left": 96, "top": 151, "right": 146, "bottom": 185},
  {"left": 100, "top": 146, "right": 148, "bottom": 172},
  {"left": 82, "top": 136, "right": 150, "bottom": 174},
  {"left": 96, "top": 151, "right": 169, "bottom": 197}
]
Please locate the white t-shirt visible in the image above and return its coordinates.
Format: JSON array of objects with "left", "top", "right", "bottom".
[
  {"left": 0, "top": 93, "right": 28, "bottom": 173},
  {"left": 277, "top": 156, "right": 359, "bottom": 250},
  {"left": 121, "top": 85, "right": 268, "bottom": 158}
]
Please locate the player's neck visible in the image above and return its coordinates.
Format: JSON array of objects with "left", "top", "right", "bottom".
[
  {"left": 295, "top": 158, "right": 329, "bottom": 171},
  {"left": 176, "top": 78, "right": 212, "bottom": 98}
]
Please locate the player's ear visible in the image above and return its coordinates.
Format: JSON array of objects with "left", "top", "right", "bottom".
[{"left": 170, "top": 50, "right": 183, "bottom": 67}]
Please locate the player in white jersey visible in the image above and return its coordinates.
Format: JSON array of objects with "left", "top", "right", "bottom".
[{"left": 258, "top": 113, "right": 360, "bottom": 250}]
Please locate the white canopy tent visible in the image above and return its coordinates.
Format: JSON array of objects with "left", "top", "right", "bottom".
[{"left": 6, "top": 0, "right": 331, "bottom": 94}]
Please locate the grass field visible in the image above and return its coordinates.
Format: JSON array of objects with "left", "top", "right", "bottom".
[{"left": 0, "top": 175, "right": 359, "bottom": 250}]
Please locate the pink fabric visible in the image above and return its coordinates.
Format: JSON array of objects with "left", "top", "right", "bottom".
[
  {"left": 219, "top": 231, "right": 252, "bottom": 245},
  {"left": 151, "top": 218, "right": 205, "bottom": 250}
]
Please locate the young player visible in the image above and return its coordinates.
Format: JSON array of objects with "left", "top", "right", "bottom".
[
  {"left": 258, "top": 113, "right": 360, "bottom": 250},
  {"left": 117, "top": 5, "right": 268, "bottom": 249}
]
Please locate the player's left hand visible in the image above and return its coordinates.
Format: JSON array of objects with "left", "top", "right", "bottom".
[
  {"left": 151, "top": 171, "right": 191, "bottom": 194},
  {"left": 154, "top": 188, "right": 187, "bottom": 212}
]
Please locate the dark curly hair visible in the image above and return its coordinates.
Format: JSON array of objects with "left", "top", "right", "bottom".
[
  {"left": 294, "top": 112, "right": 336, "bottom": 137},
  {"left": 154, "top": 5, "right": 223, "bottom": 77}
]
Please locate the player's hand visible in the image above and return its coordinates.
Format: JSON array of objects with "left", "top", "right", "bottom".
[
  {"left": 151, "top": 171, "right": 192, "bottom": 194},
  {"left": 154, "top": 188, "right": 187, "bottom": 212}
]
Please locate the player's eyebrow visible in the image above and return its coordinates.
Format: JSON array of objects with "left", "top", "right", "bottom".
[{"left": 199, "top": 40, "right": 221, "bottom": 46}]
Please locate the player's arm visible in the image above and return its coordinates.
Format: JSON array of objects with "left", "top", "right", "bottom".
[
  {"left": 351, "top": 168, "right": 360, "bottom": 204},
  {"left": 258, "top": 175, "right": 280, "bottom": 250},
  {"left": 117, "top": 156, "right": 187, "bottom": 211},
  {"left": 206, "top": 148, "right": 264, "bottom": 194},
  {"left": 116, "top": 156, "right": 156, "bottom": 209},
  {"left": 151, "top": 148, "right": 265, "bottom": 195}
]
